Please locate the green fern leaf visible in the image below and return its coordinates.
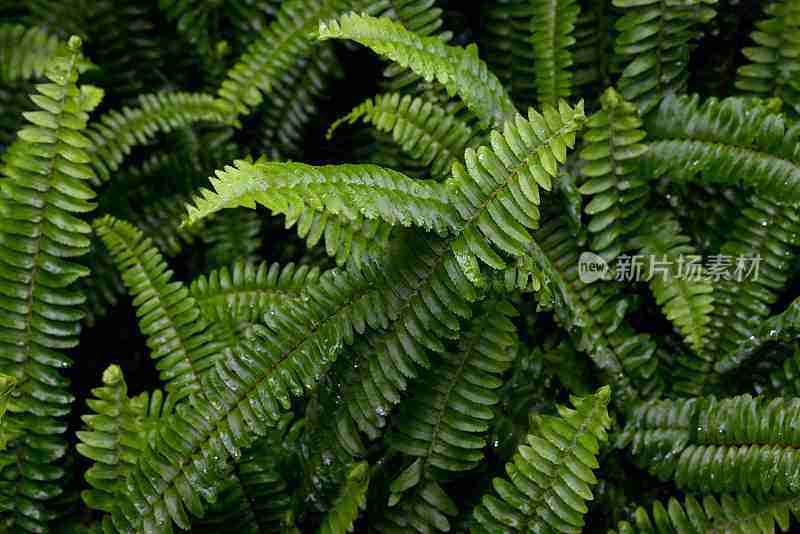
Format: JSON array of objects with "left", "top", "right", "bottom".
[
  {"left": 328, "top": 92, "right": 482, "bottom": 181},
  {"left": 317, "top": 462, "right": 369, "bottom": 534},
  {"left": 182, "top": 158, "right": 459, "bottom": 233},
  {"left": 643, "top": 94, "right": 800, "bottom": 201},
  {"left": 0, "top": 37, "right": 98, "bottom": 533},
  {"left": 76, "top": 365, "right": 169, "bottom": 513},
  {"left": 531, "top": 0, "right": 580, "bottom": 107},
  {"left": 93, "top": 215, "right": 225, "bottom": 401},
  {"left": 578, "top": 86, "right": 649, "bottom": 262},
  {"left": 0, "top": 24, "right": 75, "bottom": 83},
  {"left": 317, "top": 13, "right": 517, "bottom": 127},
  {"left": 471, "top": 386, "right": 612, "bottom": 533},
  {"left": 735, "top": 0, "right": 800, "bottom": 115},
  {"left": 609, "top": 493, "right": 800, "bottom": 534},
  {"left": 613, "top": 0, "right": 717, "bottom": 114}
]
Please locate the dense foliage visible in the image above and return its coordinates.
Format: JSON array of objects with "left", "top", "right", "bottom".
[{"left": 1, "top": 0, "right": 800, "bottom": 532}]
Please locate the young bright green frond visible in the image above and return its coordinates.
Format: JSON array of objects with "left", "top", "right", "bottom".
[
  {"left": 735, "top": 0, "right": 800, "bottom": 115},
  {"left": 530, "top": 0, "right": 580, "bottom": 108},
  {"left": 609, "top": 494, "right": 800, "bottom": 534},
  {"left": 0, "top": 37, "right": 97, "bottom": 533},
  {"left": 317, "top": 13, "right": 517, "bottom": 128},
  {"left": 613, "top": 0, "right": 717, "bottom": 114},
  {"left": 644, "top": 94, "right": 800, "bottom": 201},
  {"left": 94, "top": 215, "right": 225, "bottom": 401},
  {"left": 471, "top": 386, "right": 612, "bottom": 534},
  {"left": 76, "top": 364, "right": 169, "bottom": 514},
  {"left": 317, "top": 462, "right": 369, "bottom": 534},
  {"left": 579, "top": 87, "right": 649, "bottom": 262},
  {"left": 86, "top": 92, "right": 234, "bottom": 184},
  {"left": 183, "top": 159, "right": 459, "bottom": 233},
  {"left": 637, "top": 212, "right": 714, "bottom": 354},
  {"left": 329, "top": 92, "right": 482, "bottom": 180},
  {"left": 447, "top": 100, "right": 585, "bottom": 284}
]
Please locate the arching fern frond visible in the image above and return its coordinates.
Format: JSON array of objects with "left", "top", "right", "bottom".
[
  {"left": 578, "top": 86, "right": 649, "bottom": 262},
  {"left": 0, "top": 37, "right": 98, "bottom": 534},
  {"left": 643, "top": 94, "right": 800, "bottom": 202},
  {"left": 183, "top": 158, "right": 459, "bottom": 234},
  {"left": 609, "top": 493, "right": 800, "bottom": 534},
  {"left": 328, "top": 92, "right": 482, "bottom": 180},
  {"left": 471, "top": 386, "right": 612, "bottom": 534},
  {"left": 87, "top": 92, "right": 234, "bottom": 184},
  {"left": 76, "top": 365, "right": 170, "bottom": 514},
  {"left": 612, "top": 0, "right": 717, "bottom": 114},
  {"left": 735, "top": 0, "right": 800, "bottom": 115},
  {"left": 93, "top": 215, "right": 225, "bottom": 401},
  {"left": 531, "top": 0, "right": 580, "bottom": 107},
  {"left": 317, "top": 13, "right": 517, "bottom": 127}
]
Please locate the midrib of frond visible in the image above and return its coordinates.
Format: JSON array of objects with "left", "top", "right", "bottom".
[
  {"left": 194, "top": 286, "right": 307, "bottom": 313},
  {"left": 521, "top": 401, "right": 603, "bottom": 531},
  {"left": 542, "top": 0, "right": 560, "bottom": 106},
  {"left": 132, "top": 278, "right": 380, "bottom": 526}
]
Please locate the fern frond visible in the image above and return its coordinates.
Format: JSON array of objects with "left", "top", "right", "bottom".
[
  {"left": 316, "top": 234, "right": 477, "bottom": 456},
  {"left": 578, "top": 86, "right": 649, "bottom": 262},
  {"left": 643, "top": 94, "right": 800, "bottom": 201},
  {"left": 636, "top": 211, "right": 714, "bottom": 354},
  {"left": 87, "top": 92, "right": 234, "bottom": 184},
  {"left": 609, "top": 493, "right": 800, "bottom": 534},
  {"left": 328, "top": 92, "right": 482, "bottom": 180},
  {"left": 446, "top": 101, "right": 585, "bottom": 284},
  {"left": 203, "top": 208, "right": 262, "bottom": 269},
  {"left": 317, "top": 13, "right": 517, "bottom": 127},
  {"left": 471, "top": 386, "right": 612, "bottom": 533},
  {"left": 707, "top": 195, "right": 800, "bottom": 375},
  {"left": 76, "top": 365, "right": 169, "bottom": 513},
  {"left": 217, "top": 0, "right": 358, "bottom": 117},
  {"left": 531, "top": 0, "right": 580, "bottom": 107},
  {"left": 479, "top": 0, "right": 536, "bottom": 110},
  {"left": 257, "top": 42, "right": 342, "bottom": 160},
  {"left": 0, "top": 24, "right": 61, "bottom": 82},
  {"left": 93, "top": 215, "right": 225, "bottom": 401},
  {"left": 612, "top": 0, "right": 717, "bottom": 114},
  {"left": 192, "top": 415, "right": 298, "bottom": 534},
  {"left": 624, "top": 394, "right": 800, "bottom": 495},
  {"left": 534, "top": 214, "right": 664, "bottom": 406},
  {"left": 317, "top": 462, "right": 369, "bottom": 534},
  {"left": 364, "top": 0, "right": 452, "bottom": 94},
  {"left": 190, "top": 260, "right": 320, "bottom": 325},
  {"left": 573, "top": 1, "right": 612, "bottom": 94},
  {"left": 735, "top": 0, "right": 800, "bottom": 115},
  {"left": 0, "top": 37, "right": 98, "bottom": 533},
  {"left": 378, "top": 300, "right": 518, "bottom": 532},
  {"left": 183, "top": 159, "right": 459, "bottom": 233},
  {"left": 106, "top": 266, "right": 387, "bottom": 530}
]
